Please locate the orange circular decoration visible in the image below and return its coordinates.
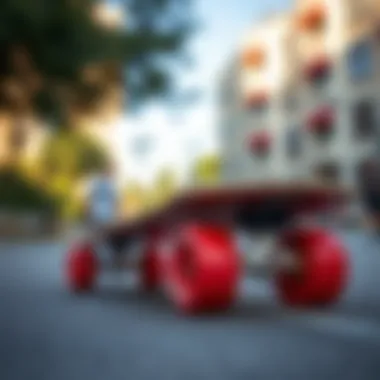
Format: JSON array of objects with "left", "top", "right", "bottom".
[
  {"left": 298, "top": 3, "right": 326, "bottom": 31},
  {"left": 242, "top": 46, "right": 265, "bottom": 68}
]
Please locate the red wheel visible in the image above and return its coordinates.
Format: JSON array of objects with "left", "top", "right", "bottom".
[
  {"left": 162, "top": 224, "right": 240, "bottom": 314},
  {"left": 66, "top": 242, "right": 98, "bottom": 292},
  {"left": 140, "top": 241, "right": 161, "bottom": 291},
  {"left": 275, "top": 227, "right": 349, "bottom": 307}
]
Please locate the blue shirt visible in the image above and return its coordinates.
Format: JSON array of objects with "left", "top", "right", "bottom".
[{"left": 88, "top": 176, "right": 118, "bottom": 225}]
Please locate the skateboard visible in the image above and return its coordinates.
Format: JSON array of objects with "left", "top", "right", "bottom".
[{"left": 64, "top": 181, "right": 351, "bottom": 314}]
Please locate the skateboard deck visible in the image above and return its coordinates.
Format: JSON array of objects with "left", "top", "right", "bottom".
[{"left": 107, "top": 181, "right": 350, "bottom": 239}]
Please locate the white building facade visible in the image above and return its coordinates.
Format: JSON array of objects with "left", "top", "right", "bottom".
[{"left": 219, "top": 0, "right": 380, "bottom": 190}]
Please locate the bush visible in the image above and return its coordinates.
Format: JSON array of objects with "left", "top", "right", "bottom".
[{"left": 0, "top": 168, "right": 59, "bottom": 215}]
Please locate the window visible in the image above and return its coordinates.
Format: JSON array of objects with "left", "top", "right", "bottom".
[
  {"left": 286, "top": 127, "right": 302, "bottom": 158},
  {"left": 347, "top": 39, "right": 374, "bottom": 81},
  {"left": 249, "top": 104, "right": 268, "bottom": 117},
  {"left": 284, "top": 93, "right": 298, "bottom": 112},
  {"left": 352, "top": 99, "right": 376, "bottom": 139},
  {"left": 356, "top": 159, "right": 370, "bottom": 184},
  {"left": 356, "top": 158, "right": 380, "bottom": 186},
  {"left": 314, "top": 163, "right": 340, "bottom": 183},
  {"left": 224, "top": 158, "right": 239, "bottom": 177},
  {"left": 311, "top": 72, "right": 330, "bottom": 89}
]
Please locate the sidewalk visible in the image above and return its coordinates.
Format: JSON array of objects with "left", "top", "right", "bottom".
[{"left": 0, "top": 212, "right": 61, "bottom": 242}]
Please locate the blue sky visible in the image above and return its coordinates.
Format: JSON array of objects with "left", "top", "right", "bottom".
[
  {"left": 176, "top": 0, "right": 294, "bottom": 145},
  {"left": 123, "top": 0, "right": 294, "bottom": 183},
  {"left": 189, "top": 0, "right": 293, "bottom": 93}
]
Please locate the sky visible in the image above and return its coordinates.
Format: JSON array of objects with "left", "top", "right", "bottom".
[{"left": 121, "top": 0, "right": 293, "bottom": 185}]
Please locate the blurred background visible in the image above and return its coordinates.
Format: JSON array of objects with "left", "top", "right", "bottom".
[
  {"left": 0, "top": 0, "right": 379, "bottom": 237},
  {"left": 3, "top": 2, "right": 380, "bottom": 380}
]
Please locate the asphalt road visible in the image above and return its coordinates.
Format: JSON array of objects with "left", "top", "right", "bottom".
[{"left": 1, "top": 231, "right": 380, "bottom": 380}]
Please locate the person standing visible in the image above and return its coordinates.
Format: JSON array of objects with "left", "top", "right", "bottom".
[
  {"left": 84, "top": 164, "right": 123, "bottom": 267},
  {"left": 85, "top": 165, "right": 119, "bottom": 229}
]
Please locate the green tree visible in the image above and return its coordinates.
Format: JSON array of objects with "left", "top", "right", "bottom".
[
  {"left": 0, "top": 167, "right": 58, "bottom": 214},
  {"left": 192, "top": 154, "right": 221, "bottom": 186},
  {"left": 39, "top": 130, "right": 109, "bottom": 179},
  {"left": 122, "top": 169, "right": 178, "bottom": 218},
  {"left": 0, "top": 0, "right": 193, "bottom": 113},
  {"left": 0, "top": 0, "right": 194, "bottom": 161},
  {"left": 38, "top": 130, "right": 110, "bottom": 219},
  {"left": 123, "top": 180, "right": 149, "bottom": 217},
  {"left": 148, "top": 167, "right": 178, "bottom": 209},
  {"left": 155, "top": 167, "right": 177, "bottom": 195}
]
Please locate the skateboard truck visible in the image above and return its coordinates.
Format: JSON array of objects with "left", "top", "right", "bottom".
[{"left": 238, "top": 232, "right": 301, "bottom": 277}]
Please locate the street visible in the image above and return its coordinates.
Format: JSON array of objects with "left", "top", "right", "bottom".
[{"left": 1, "top": 231, "right": 380, "bottom": 380}]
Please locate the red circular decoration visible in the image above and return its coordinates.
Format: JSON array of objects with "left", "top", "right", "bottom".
[
  {"left": 305, "top": 56, "right": 331, "bottom": 80},
  {"left": 306, "top": 105, "right": 334, "bottom": 134},
  {"left": 248, "top": 131, "right": 271, "bottom": 154}
]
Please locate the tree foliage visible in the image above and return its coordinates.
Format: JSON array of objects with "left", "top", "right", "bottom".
[
  {"left": 0, "top": 0, "right": 193, "bottom": 122},
  {"left": 147, "top": 167, "right": 178, "bottom": 209},
  {"left": 37, "top": 130, "right": 110, "bottom": 219},
  {"left": 123, "top": 180, "right": 149, "bottom": 218},
  {"left": 122, "top": 168, "right": 178, "bottom": 218},
  {"left": 154, "top": 167, "right": 177, "bottom": 195},
  {"left": 0, "top": 167, "right": 58, "bottom": 214},
  {"left": 192, "top": 154, "right": 221, "bottom": 186},
  {"left": 39, "top": 130, "right": 110, "bottom": 179}
]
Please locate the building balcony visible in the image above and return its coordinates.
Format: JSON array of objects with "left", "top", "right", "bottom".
[
  {"left": 247, "top": 130, "right": 271, "bottom": 155},
  {"left": 306, "top": 105, "right": 335, "bottom": 136}
]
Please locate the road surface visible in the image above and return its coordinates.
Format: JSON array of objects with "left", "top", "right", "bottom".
[{"left": 1, "top": 231, "right": 380, "bottom": 380}]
